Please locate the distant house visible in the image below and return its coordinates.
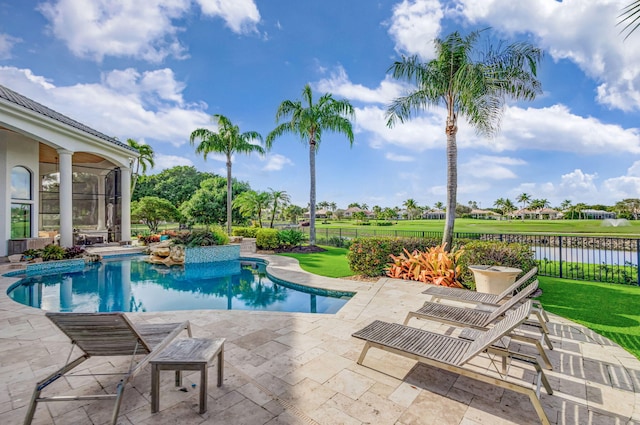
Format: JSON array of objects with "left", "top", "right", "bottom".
[
  {"left": 343, "top": 206, "right": 363, "bottom": 218},
  {"left": 303, "top": 208, "right": 329, "bottom": 219},
  {"left": 0, "top": 84, "right": 137, "bottom": 257},
  {"left": 582, "top": 209, "right": 616, "bottom": 219},
  {"left": 470, "top": 209, "right": 500, "bottom": 219},
  {"left": 510, "top": 208, "right": 560, "bottom": 220},
  {"left": 423, "top": 209, "right": 446, "bottom": 219}
]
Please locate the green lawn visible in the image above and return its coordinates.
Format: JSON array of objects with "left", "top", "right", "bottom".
[
  {"left": 537, "top": 276, "right": 640, "bottom": 359},
  {"left": 277, "top": 246, "right": 355, "bottom": 278},
  {"left": 278, "top": 247, "right": 640, "bottom": 359},
  {"left": 314, "top": 218, "right": 640, "bottom": 237}
]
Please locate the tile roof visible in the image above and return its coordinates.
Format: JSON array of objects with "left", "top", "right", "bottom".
[{"left": 0, "top": 84, "right": 136, "bottom": 153}]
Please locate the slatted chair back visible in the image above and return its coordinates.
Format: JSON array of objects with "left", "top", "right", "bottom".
[
  {"left": 46, "top": 312, "right": 152, "bottom": 356},
  {"left": 485, "top": 280, "right": 538, "bottom": 325},
  {"left": 459, "top": 300, "right": 532, "bottom": 365},
  {"left": 495, "top": 267, "right": 538, "bottom": 300}
]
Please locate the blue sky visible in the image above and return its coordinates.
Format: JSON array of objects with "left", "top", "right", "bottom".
[{"left": 1, "top": 0, "right": 639, "bottom": 210}]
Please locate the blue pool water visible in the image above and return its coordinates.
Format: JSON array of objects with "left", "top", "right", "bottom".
[{"left": 7, "top": 257, "right": 353, "bottom": 314}]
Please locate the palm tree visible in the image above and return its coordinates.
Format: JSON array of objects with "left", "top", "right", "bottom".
[
  {"left": 517, "top": 193, "right": 532, "bottom": 221},
  {"left": 494, "top": 197, "right": 506, "bottom": 217},
  {"left": 233, "top": 190, "right": 271, "bottom": 227},
  {"left": 386, "top": 30, "right": 542, "bottom": 250},
  {"left": 503, "top": 199, "right": 516, "bottom": 218},
  {"left": 619, "top": 1, "right": 640, "bottom": 39},
  {"left": 403, "top": 198, "right": 418, "bottom": 220},
  {"left": 127, "top": 138, "right": 155, "bottom": 198},
  {"left": 190, "top": 114, "right": 264, "bottom": 235},
  {"left": 560, "top": 199, "right": 572, "bottom": 211},
  {"left": 266, "top": 84, "right": 354, "bottom": 245},
  {"left": 434, "top": 201, "right": 444, "bottom": 210},
  {"left": 268, "top": 188, "right": 290, "bottom": 228}
]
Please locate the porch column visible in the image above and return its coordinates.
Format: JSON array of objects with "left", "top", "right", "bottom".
[
  {"left": 58, "top": 149, "right": 73, "bottom": 247},
  {"left": 120, "top": 166, "right": 131, "bottom": 243},
  {"left": 96, "top": 176, "right": 106, "bottom": 230}
]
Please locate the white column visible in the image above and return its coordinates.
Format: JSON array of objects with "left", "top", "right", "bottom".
[
  {"left": 120, "top": 166, "right": 131, "bottom": 244},
  {"left": 58, "top": 149, "right": 73, "bottom": 247},
  {"left": 97, "top": 176, "right": 106, "bottom": 230}
]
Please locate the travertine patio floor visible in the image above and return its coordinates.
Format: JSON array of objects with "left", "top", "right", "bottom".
[{"left": 0, "top": 250, "right": 639, "bottom": 424}]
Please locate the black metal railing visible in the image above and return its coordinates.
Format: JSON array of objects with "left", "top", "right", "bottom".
[{"left": 304, "top": 227, "right": 640, "bottom": 285}]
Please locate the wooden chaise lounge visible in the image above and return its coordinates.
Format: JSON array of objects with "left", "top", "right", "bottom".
[
  {"left": 352, "top": 300, "right": 553, "bottom": 425},
  {"left": 24, "top": 312, "right": 192, "bottom": 425},
  {"left": 405, "top": 280, "right": 554, "bottom": 369}
]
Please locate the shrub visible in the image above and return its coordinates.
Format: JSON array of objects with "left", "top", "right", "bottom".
[
  {"left": 40, "top": 244, "right": 66, "bottom": 261},
  {"left": 386, "top": 244, "right": 464, "bottom": 287},
  {"left": 171, "top": 228, "right": 229, "bottom": 247},
  {"left": 347, "top": 237, "right": 441, "bottom": 277},
  {"left": 457, "top": 240, "right": 536, "bottom": 288},
  {"left": 256, "top": 229, "right": 280, "bottom": 250},
  {"left": 372, "top": 221, "right": 393, "bottom": 226},
  {"left": 138, "top": 234, "right": 160, "bottom": 245},
  {"left": 277, "top": 229, "right": 306, "bottom": 247},
  {"left": 64, "top": 246, "right": 85, "bottom": 259},
  {"left": 232, "top": 227, "right": 259, "bottom": 238}
]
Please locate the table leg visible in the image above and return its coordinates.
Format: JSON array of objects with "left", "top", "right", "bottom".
[
  {"left": 217, "top": 348, "right": 224, "bottom": 387},
  {"left": 151, "top": 365, "right": 160, "bottom": 413},
  {"left": 199, "top": 364, "right": 207, "bottom": 414},
  {"left": 175, "top": 370, "right": 181, "bottom": 387}
]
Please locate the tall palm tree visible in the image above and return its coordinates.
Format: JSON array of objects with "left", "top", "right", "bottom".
[
  {"left": 503, "top": 199, "right": 516, "bottom": 218},
  {"left": 190, "top": 114, "right": 264, "bottom": 235},
  {"left": 127, "top": 138, "right": 155, "bottom": 199},
  {"left": 517, "top": 192, "right": 532, "bottom": 221},
  {"left": 268, "top": 188, "right": 290, "bottom": 228},
  {"left": 619, "top": 1, "right": 640, "bottom": 39},
  {"left": 386, "top": 30, "right": 542, "bottom": 250},
  {"left": 266, "top": 84, "right": 354, "bottom": 245},
  {"left": 494, "top": 197, "right": 506, "bottom": 217}
]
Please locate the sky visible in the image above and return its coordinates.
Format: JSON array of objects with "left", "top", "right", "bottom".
[{"left": 1, "top": 0, "right": 640, "bottom": 211}]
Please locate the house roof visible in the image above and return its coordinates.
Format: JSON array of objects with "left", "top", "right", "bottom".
[{"left": 0, "top": 84, "right": 137, "bottom": 153}]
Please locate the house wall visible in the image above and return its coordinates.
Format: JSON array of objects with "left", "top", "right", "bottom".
[{"left": 0, "top": 130, "right": 40, "bottom": 256}]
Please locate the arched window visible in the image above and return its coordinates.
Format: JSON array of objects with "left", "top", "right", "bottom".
[{"left": 11, "top": 166, "right": 32, "bottom": 238}]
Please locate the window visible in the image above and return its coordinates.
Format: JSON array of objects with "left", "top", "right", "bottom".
[{"left": 10, "top": 166, "right": 32, "bottom": 238}]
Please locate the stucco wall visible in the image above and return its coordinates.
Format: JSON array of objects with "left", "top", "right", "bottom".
[{"left": 0, "top": 131, "right": 40, "bottom": 257}]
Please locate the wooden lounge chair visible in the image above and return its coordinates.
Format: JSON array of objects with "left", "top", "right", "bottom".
[
  {"left": 405, "top": 280, "right": 553, "bottom": 369},
  {"left": 422, "top": 267, "right": 549, "bottom": 322},
  {"left": 353, "top": 301, "right": 553, "bottom": 425},
  {"left": 24, "top": 312, "right": 192, "bottom": 425}
]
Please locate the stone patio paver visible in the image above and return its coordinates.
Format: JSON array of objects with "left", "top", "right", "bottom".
[{"left": 1, "top": 251, "right": 639, "bottom": 424}]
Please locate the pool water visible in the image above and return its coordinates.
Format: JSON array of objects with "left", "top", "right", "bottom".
[{"left": 7, "top": 257, "right": 353, "bottom": 314}]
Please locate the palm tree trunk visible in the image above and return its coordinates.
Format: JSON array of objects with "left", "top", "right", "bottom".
[
  {"left": 309, "top": 139, "right": 317, "bottom": 245},
  {"left": 442, "top": 122, "right": 457, "bottom": 251},
  {"left": 270, "top": 201, "right": 277, "bottom": 228},
  {"left": 226, "top": 157, "right": 232, "bottom": 235}
]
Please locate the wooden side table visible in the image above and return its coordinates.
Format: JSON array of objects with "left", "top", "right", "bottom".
[{"left": 150, "top": 338, "right": 225, "bottom": 414}]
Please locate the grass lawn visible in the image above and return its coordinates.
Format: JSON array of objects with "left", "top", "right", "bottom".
[
  {"left": 314, "top": 218, "right": 640, "bottom": 236},
  {"left": 277, "top": 246, "right": 355, "bottom": 278},
  {"left": 537, "top": 276, "right": 640, "bottom": 359}
]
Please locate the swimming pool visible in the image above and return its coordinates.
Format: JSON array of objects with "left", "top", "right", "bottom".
[{"left": 7, "top": 256, "right": 353, "bottom": 314}]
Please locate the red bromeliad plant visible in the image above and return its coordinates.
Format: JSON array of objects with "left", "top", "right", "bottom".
[{"left": 386, "top": 244, "right": 464, "bottom": 287}]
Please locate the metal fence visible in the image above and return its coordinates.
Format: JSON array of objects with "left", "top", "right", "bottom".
[{"left": 304, "top": 227, "right": 640, "bottom": 285}]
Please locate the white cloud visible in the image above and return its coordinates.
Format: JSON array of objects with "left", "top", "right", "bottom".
[
  {"left": 315, "top": 66, "right": 406, "bottom": 104},
  {"left": 385, "top": 152, "right": 416, "bottom": 162},
  {"left": 152, "top": 153, "right": 193, "bottom": 172},
  {"left": 195, "top": 0, "right": 260, "bottom": 34},
  {"left": 602, "top": 161, "right": 640, "bottom": 200},
  {"left": 463, "top": 155, "right": 526, "bottom": 179},
  {"left": 261, "top": 154, "right": 293, "bottom": 171},
  {"left": 455, "top": 0, "right": 640, "bottom": 111},
  {"left": 38, "top": 0, "right": 260, "bottom": 62},
  {"left": 387, "top": 0, "right": 443, "bottom": 59},
  {"left": 0, "top": 34, "right": 21, "bottom": 60},
  {"left": 0, "top": 66, "right": 211, "bottom": 147}
]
